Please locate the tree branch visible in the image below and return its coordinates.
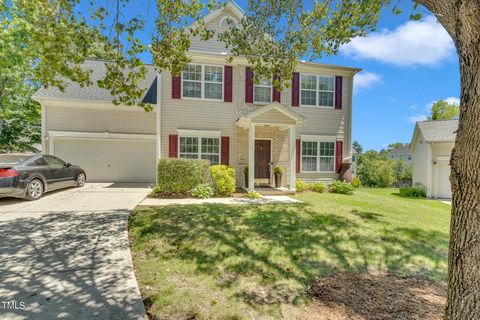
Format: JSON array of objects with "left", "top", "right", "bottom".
[{"left": 414, "top": 0, "right": 458, "bottom": 39}]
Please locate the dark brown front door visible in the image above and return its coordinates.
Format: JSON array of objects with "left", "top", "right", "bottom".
[{"left": 255, "top": 140, "right": 271, "bottom": 179}]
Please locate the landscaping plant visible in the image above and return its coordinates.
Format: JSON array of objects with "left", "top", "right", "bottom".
[
  {"left": 399, "top": 183, "right": 427, "bottom": 198},
  {"left": 209, "top": 165, "right": 236, "bottom": 197},
  {"left": 191, "top": 183, "right": 214, "bottom": 199},
  {"left": 329, "top": 180, "right": 354, "bottom": 195},
  {"left": 156, "top": 158, "right": 209, "bottom": 195},
  {"left": 351, "top": 177, "right": 362, "bottom": 188},
  {"left": 295, "top": 179, "right": 308, "bottom": 192},
  {"left": 311, "top": 182, "right": 326, "bottom": 193},
  {"left": 245, "top": 190, "right": 262, "bottom": 199}
]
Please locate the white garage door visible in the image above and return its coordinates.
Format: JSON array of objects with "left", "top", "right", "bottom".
[
  {"left": 436, "top": 161, "right": 452, "bottom": 198},
  {"left": 54, "top": 139, "right": 156, "bottom": 182}
]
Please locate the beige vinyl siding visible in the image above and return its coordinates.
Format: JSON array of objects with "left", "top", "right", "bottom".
[
  {"left": 160, "top": 70, "right": 237, "bottom": 166},
  {"left": 163, "top": 55, "right": 355, "bottom": 182},
  {"left": 189, "top": 13, "right": 239, "bottom": 54},
  {"left": 45, "top": 104, "right": 156, "bottom": 135},
  {"left": 412, "top": 133, "right": 432, "bottom": 195}
]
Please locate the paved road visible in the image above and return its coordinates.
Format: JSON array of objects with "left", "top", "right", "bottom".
[{"left": 0, "top": 183, "right": 151, "bottom": 320}]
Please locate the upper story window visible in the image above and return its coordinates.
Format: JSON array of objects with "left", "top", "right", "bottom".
[
  {"left": 182, "top": 64, "right": 223, "bottom": 100},
  {"left": 300, "top": 74, "right": 335, "bottom": 108},
  {"left": 254, "top": 78, "right": 272, "bottom": 104},
  {"left": 179, "top": 136, "right": 220, "bottom": 165},
  {"left": 301, "top": 140, "right": 335, "bottom": 172},
  {"left": 219, "top": 16, "right": 238, "bottom": 28}
]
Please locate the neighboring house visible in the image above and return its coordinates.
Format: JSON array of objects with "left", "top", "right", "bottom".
[
  {"left": 32, "top": 0, "right": 359, "bottom": 191},
  {"left": 410, "top": 119, "right": 457, "bottom": 198},
  {"left": 387, "top": 145, "right": 412, "bottom": 164},
  {"left": 351, "top": 149, "right": 358, "bottom": 176}
]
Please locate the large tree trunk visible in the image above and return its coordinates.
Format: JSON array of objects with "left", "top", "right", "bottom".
[
  {"left": 417, "top": 1, "right": 480, "bottom": 319},
  {"left": 446, "top": 2, "right": 480, "bottom": 318}
]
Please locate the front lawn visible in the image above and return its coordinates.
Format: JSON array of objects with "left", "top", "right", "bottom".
[{"left": 129, "top": 188, "right": 451, "bottom": 319}]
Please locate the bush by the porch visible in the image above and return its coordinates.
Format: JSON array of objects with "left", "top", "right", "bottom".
[
  {"left": 329, "top": 180, "right": 355, "bottom": 195},
  {"left": 191, "top": 183, "right": 214, "bottom": 199},
  {"left": 157, "top": 158, "right": 209, "bottom": 194},
  {"left": 209, "top": 165, "right": 236, "bottom": 196}
]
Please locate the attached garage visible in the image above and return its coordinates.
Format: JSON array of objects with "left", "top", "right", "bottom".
[{"left": 51, "top": 135, "right": 156, "bottom": 183}]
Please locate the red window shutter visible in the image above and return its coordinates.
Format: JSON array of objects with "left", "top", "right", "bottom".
[
  {"left": 169, "top": 135, "right": 178, "bottom": 158},
  {"left": 335, "top": 76, "right": 342, "bottom": 109},
  {"left": 292, "top": 72, "right": 300, "bottom": 107},
  {"left": 245, "top": 67, "right": 254, "bottom": 103},
  {"left": 224, "top": 66, "right": 233, "bottom": 102},
  {"left": 221, "top": 136, "right": 230, "bottom": 165},
  {"left": 296, "top": 139, "right": 301, "bottom": 173},
  {"left": 336, "top": 140, "right": 343, "bottom": 173},
  {"left": 172, "top": 75, "right": 181, "bottom": 99},
  {"left": 272, "top": 75, "right": 281, "bottom": 103}
]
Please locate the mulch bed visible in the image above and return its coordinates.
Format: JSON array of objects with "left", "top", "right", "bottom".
[{"left": 302, "top": 273, "right": 446, "bottom": 320}]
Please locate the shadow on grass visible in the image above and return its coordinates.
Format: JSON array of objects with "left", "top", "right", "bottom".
[{"left": 130, "top": 202, "right": 448, "bottom": 316}]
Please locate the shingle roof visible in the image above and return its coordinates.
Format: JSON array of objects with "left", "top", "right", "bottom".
[
  {"left": 417, "top": 119, "right": 458, "bottom": 142},
  {"left": 388, "top": 145, "right": 411, "bottom": 155},
  {"left": 33, "top": 59, "right": 158, "bottom": 104}
]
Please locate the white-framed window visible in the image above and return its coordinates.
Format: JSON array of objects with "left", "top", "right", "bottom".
[
  {"left": 300, "top": 74, "right": 335, "bottom": 108},
  {"left": 179, "top": 136, "right": 220, "bottom": 165},
  {"left": 254, "top": 78, "right": 272, "bottom": 104},
  {"left": 182, "top": 64, "right": 223, "bottom": 100},
  {"left": 301, "top": 140, "right": 335, "bottom": 172}
]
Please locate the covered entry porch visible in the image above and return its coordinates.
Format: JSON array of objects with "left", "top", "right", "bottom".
[{"left": 236, "top": 102, "right": 304, "bottom": 191}]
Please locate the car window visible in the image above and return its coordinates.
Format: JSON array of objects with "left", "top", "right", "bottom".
[
  {"left": 44, "top": 155, "right": 66, "bottom": 167},
  {"left": 29, "top": 157, "right": 48, "bottom": 166},
  {"left": 0, "top": 154, "right": 33, "bottom": 165}
]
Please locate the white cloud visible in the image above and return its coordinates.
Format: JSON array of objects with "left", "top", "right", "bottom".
[
  {"left": 353, "top": 72, "right": 381, "bottom": 93},
  {"left": 425, "top": 96, "right": 460, "bottom": 111},
  {"left": 408, "top": 114, "right": 428, "bottom": 123},
  {"left": 341, "top": 16, "right": 455, "bottom": 66}
]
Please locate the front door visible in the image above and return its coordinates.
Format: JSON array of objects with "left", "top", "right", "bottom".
[{"left": 254, "top": 140, "right": 271, "bottom": 179}]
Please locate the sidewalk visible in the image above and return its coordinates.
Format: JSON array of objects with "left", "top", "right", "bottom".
[{"left": 139, "top": 195, "right": 301, "bottom": 206}]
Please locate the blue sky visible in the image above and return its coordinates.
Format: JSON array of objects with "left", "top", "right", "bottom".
[{"left": 78, "top": 0, "right": 460, "bottom": 151}]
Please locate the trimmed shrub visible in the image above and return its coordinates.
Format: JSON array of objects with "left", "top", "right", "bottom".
[
  {"left": 209, "top": 165, "right": 236, "bottom": 196},
  {"left": 311, "top": 182, "right": 326, "bottom": 193},
  {"left": 351, "top": 177, "right": 362, "bottom": 188},
  {"left": 399, "top": 183, "right": 427, "bottom": 198},
  {"left": 245, "top": 190, "right": 262, "bottom": 199},
  {"left": 191, "top": 183, "right": 214, "bottom": 199},
  {"left": 329, "top": 180, "right": 354, "bottom": 195},
  {"left": 295, "top": 180, "right": 308, "bottom": 192},
  {"left": 156, "top": 158, "right": 209, "bottom": 194}
]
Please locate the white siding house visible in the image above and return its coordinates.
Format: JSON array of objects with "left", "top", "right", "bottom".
[{"left": 410, "top": 120, "right": 457, "bottom": 198}]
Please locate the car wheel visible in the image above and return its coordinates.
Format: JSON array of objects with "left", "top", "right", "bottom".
[
  {"left": 76, "top": 173, "right": 86, "bottom": 187},
  {"left": 26, "top": 179, "right": 44, "bottom": 201}
]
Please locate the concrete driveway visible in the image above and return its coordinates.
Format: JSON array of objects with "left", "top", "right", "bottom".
[{"left": 0, "top": 183, "right": 151, "bottom": 320}]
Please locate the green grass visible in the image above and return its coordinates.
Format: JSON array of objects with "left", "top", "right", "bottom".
[{"left": 129, "top": 188, "right": 451, "bottom": 319}]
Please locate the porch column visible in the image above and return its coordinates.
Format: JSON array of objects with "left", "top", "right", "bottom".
[
  {"left": 248, "top": 124, "right": 255, "bottom": 190},
  {"left": 289, "top": 126, "right": 296, "bottom": 191}
]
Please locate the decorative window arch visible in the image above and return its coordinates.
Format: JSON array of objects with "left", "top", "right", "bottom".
[{"left": 219, "top": 15, "right": 238, "bottom": 28}]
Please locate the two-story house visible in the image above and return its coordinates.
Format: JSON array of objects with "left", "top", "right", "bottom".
[{"left": 33, "top": 0, "right": 359, "bottom": 191}]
